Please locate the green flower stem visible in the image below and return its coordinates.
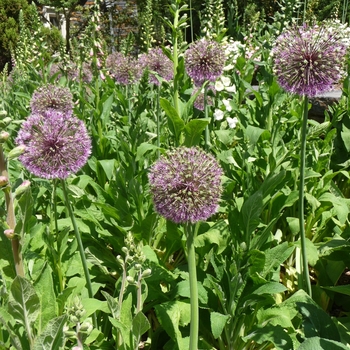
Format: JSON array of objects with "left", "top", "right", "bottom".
[
  {"left": 0, "top": 145, "right": 24, "bottom": 277},
  {"left": 186, "top": 222, "right": 200, "bottom": 350},
  {"left": 299, "top": 96, "right": 312, "bottom": 297},
  {"left": 204, "top": 85, "right": 210, "bottom": 150},
  {"left": 172, "top": 0, "right": 180, "bottom": 116},
  {"left": 156, "top": 84, "right": 161, "bottom": 158},
  {"left": 61, "top": 180, "right": 97, "bottom": 328}
]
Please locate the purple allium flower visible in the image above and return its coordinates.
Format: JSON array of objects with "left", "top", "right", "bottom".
[
  {"left": 148, "top": 147, "right": 223, "bottom": 224},
  {"left": 139, "top": 48, "right": 173, "bottom": 85},
  {"left": 272, "top": 24, "right": 347, "bottom": 97},
  {"left": 185, "top": 39, "right": 226, "bottom": 86},
  {"left": 30, "top": 84, "right": 74, "bottom": 115},
  {"left": 16, "top": 110, "right": 91, "bottom": 179},
  {"left": 192, "top": 86, "right": 215, "bottom": 111},
  {"left": 105, "top": 52, "right": 142, "bottom": 85}
]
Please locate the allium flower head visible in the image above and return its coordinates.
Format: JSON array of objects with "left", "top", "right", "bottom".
[
  {"left": 185, "top": 39, "right": 226, "bottom": 86},
  {"left": 192, "top": 85, "right": 215, "bottom": 111},
  {"left": 30, "top": 84, "right": 74, "bottom": 115},
  {"left": 106, "top": 52, "right": 142, "bottom": 85},
  {"left": 148, "top": 147, "right": 223, "bottom": 224},
  {"left": 139, "top": 48, "right": 173, "bottom": 85},
  {"left": 16, "top": 110, "right": 91, "bottom": 179},
  {"left": 272, "top": 24, "right": 347, "bottom": 97}
]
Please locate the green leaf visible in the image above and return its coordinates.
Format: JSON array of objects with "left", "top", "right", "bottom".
[
  {"left": 253, "top": 282, "right": 287, "bottom": 295},
  {"left": 132, "top": 311, "right": 150, "bottom": 340},
  {"left": 298, "top": 336, "right": 349, "bottom": 350},
  {"left": 33, "top": 263, "right": 57, "bottom": 331},
  {"left": 33, "top": 315, "right": 67, "bottom": 350},
  {"left": 245, "top": 125, "right": 266, "bottom": 147},
  {"left": 136, "top": 142, "right": 159, "bottom": 161},
  {"left": 183, "top": 118, "right": 210, "bottom": 146},
  {"left": 243, "top": 324, "right": 294, "bottom": 350},
  {"left": 175, "top": 280, "right": 208, "bottom": 304},
  {"left": 210, "top": 312, "right": 230, "bottom": 339},
  {"left": 242, "top": 190, "right": 263, "bottom": 237},
  {"left": 321, "top": 285, "right": 350, "bottom": 297},
  {"left": 8, "top": 276, "right": 40, "bottom": 329},
  {"left": 154, "top": 301, "right": 191, "bottom": 350},
  {"left": 160, "top": 98, "right": 185, "bottom": 140},
  {"left": 81, "top": 298, "right": 110, "bottom": 317},
  {"left": 97, "top": 159, "right": 116, "bottom": 181},
  {"left": 101, "top": 290, "right": 119, "bottom": 318}
]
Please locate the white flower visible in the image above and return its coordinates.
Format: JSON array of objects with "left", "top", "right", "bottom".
[
  {"left": 227, "top": 116, "right": 238, "bottom": 128},
  {"left": 223, "top": 99, "right": 232, "bottom": 112},
  {"left": 221, "top": 76, "right": 231, "bottom": 86},
  {"left": 215, "top": 80, "right": 225, "bottom": 91},
  {"left": 214, "top": 109, "right": 224, "bottom": 121},
  {"left": 225, "top": 85, "right": 236, "bottom": 93}
]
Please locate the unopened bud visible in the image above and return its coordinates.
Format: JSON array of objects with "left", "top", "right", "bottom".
[
  {"left": 0, "top": 110, "right": 7, "bottom": 118},
  {"left": 0, "top": 117, "right": 11, "bottom": 128},
  {"left": 126, "top": 276, "right": 135, "bottom": 284},
  {"left": 4, "top": 229, "right": 15, "bottom": 239},
  {"left": 0, "top": 131, "right": 9, "bottom": 142},
  {"left": 0, "top": 176, "right": 9, "bottom": 187},
  {"left": 134, "top": 263, "right": 142, "bottom": 271},
  {"left": 141, "top": 268, "right": 152, "bottom": 278},
  {"left": 7, "top": 145, "right": 25, "bottom": 160},
  {"left": 15, "top": 180, "right": 30, "bottom": 196}
]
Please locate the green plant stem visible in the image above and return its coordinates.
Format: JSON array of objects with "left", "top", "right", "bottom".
[
  {"left": 189, "top": 0, "right": 194, "bottom": 42},
  {"left": 299, "top": 96, "right": 312, "bottom": 297},
  {"left": 156, "top": 85, "right": 160, "bottom": 158},
  {"left": 186, "top": 222, "right": 200, "bottom": 350},
  {"left": 173, "top": 1, "right": 180, "bottom": 116},
  {"left": 0, "top": 145, "right": 24, "bottom": 277},
  {"left": 204, "top": 85, "right": 210, "bottom": 150},
  {"left": 61, "top": 180, "right": 97, "bottom": 328}
]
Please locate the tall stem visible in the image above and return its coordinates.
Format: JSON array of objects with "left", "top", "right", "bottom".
[
  {"left": 156, "top": 85, "right": 160, "bottom": 158},
  {"left": 61, "top": 180, "right": 97, "bottom": 328},
  {"left": 173, "top": 1, "right": 180, "bottom": 116},
  {"left": 204, "top": 85, "right": 210, "bottom": 150},
  {"left": 0, "top": 145, "right": 24, "bottom": 277},
  {"left": 299, "top": 96, "right": 312, "bottom": 297},
  {"left": 186, "top": 222, "right": 200, "bottom": 350}
]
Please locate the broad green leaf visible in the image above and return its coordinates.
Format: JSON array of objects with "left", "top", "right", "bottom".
[
  {"left": 322, "top": 285, "right": 350, "bottom": 297},
  {"left": 132, "top": 311, "right": 150, "bottom": 340},
  {"left": 33, "top": 263, "right": 57, "bottom": 331},
  {"left": 8, "top": 276, "right": 40, "bottom": 329},
  {"left": 160, "top": 98, "right": 185, "bottom": 139},
  {"left": 341, "top": 123, "right": 350, "bottom": 152},
  {"left": 195, "top": 228, "right": 228, "bottom": 254},
  {"left": 245, "top": 125, "right": 266, "bottom": 147},
  {"left": 294, "top": 238, "right": 319, "bottom": 267},
  {"left": 257, "top": 306, "right": 296, "bottom": 329},
  {"left": 97, "top": 159, "right": 116, "bottom": 181},
  {"left": 175, "top": 280, "right": 208, "bottom": 304},
  {"left": 263, "top": 242, "right": 295, "bottom": 278},
  {"left": 155, "top": 301, "right": 191, "bottom": 350},
  {"left": 298, "top": 336, "right": 349, "bottom": 350},
  {"left": 101, "top": 290, "right": 119, "bottom": 318},
  {"left": 210, "top": 312, "right": 230, "bottom": 339},
  {"left": 242, "top": 190, "right": 263, "bottom": 237},
  {"left": 108, "top": 317, "right": 131, "bottom": 348},
  {"left": 214, "top": 129, "right": 235, "bottom": 146},
  {"left": 136, "top": 142, "right": 159, "bottom": 161},
  {"left": 318, "top": 192, "right": 350, "bottom": 225},
  {"left": 253, "top": 282, "right": 287, "bottom": 295},
  {"left": 243, "top": 324, "right": 294, "bottom": 350},
  {"left": 33, "top": 315, "right": 67, "bottom": 350},
  {"left": 81, "top": 298, "right": 110, "bottom": 317},
  {"left": 183, "top": 118, "right": 210, "bottom": 146},
  {"left": 0, "top": 306, "right": 24, "bottom": 350}
]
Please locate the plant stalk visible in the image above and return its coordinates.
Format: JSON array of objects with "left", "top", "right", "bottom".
[
  {"left": 0, "top": 145, "right": 24, "bottom": 277},
  {"left": 299, "top": 96, "right": 312, "bottom": 297},
  {"left": 61, "top": 180, "right": 98, "bottom": 328},
  {"left": 186, "top": 222, "right": 200, "bottom": 350}
]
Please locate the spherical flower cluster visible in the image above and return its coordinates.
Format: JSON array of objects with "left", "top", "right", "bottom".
[
  {"left": 272, "top": 24, "right": 347, "bottom": 97},
  {"left": 185, "top": 39, "right": 226, "bottom": 86},
  {"left": 192, "top": 86, "right": 215, "bottom": 111},
  {"left": 148, "top": 147, "right": 223, "bottom": 224},
  {"left": 30, "top": 84, "right": 74, "bottom": 115},
  {"left": 139, "top": 48, "right": 173, "bottom": 85},
  {"left": 16, "top": 110, "right": 91, "bottom": 179},
  {"left": 105, "top": 52, "right": 142, "bottom": 85}
]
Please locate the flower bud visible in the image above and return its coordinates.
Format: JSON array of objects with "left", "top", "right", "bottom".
[
  {"left": 4, "top": 229, "right": 15, "bottom": 239},
  {"left": 0, "top": 131, "right": 9, "bottom": 143},
  {"left": 141, "top": 268, "right": 152, "bottom": 278},
  {"left": 134, "top": 263, "right": 142, "bottom": 271},
  {"left": 7, "top": 145, "right": 26, "bottom": 160},
  {"left": 0, "top": 176, "right": 9, "bottom": 187},
  {"left": 15, "top": 180, "right": 31, "bottom": 197},
  {"left": 0, "top": 117, "right": 11, "bottom": 128},
  {"left": 0, "top": 110, "right": 7, "bottom": 118},
  {"left": 126, "top": 276, "right": 135, "bottom": 284}
]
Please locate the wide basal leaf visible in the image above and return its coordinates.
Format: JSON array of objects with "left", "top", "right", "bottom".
[
  {"left": 132, "top": 311, "right": 150, "bottom": 342},
  {"left": 8, "top": 276, "right": 40, "bottom": 329},
  {"left": 33, "top": 315, "right": 67, "bottom": 350},
  {"left": 210, "top": 312, "right": 230, "bottom": 339},
  {"left": 297, "top": 336, "right": 349, "bottom": 349}
]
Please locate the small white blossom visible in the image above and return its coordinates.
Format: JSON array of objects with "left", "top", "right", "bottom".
[
  {"left": 227, "top": 116, "right": 238, "bottom": 128},
  {"left": 223, "top": 99, "right": 232, "bottom": 112},
  {"left": 215, "top": 80, "right": 225, "bottom": 91},
  {"left": 214, "top": 109, "right": 224, "bottom": 120}
]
